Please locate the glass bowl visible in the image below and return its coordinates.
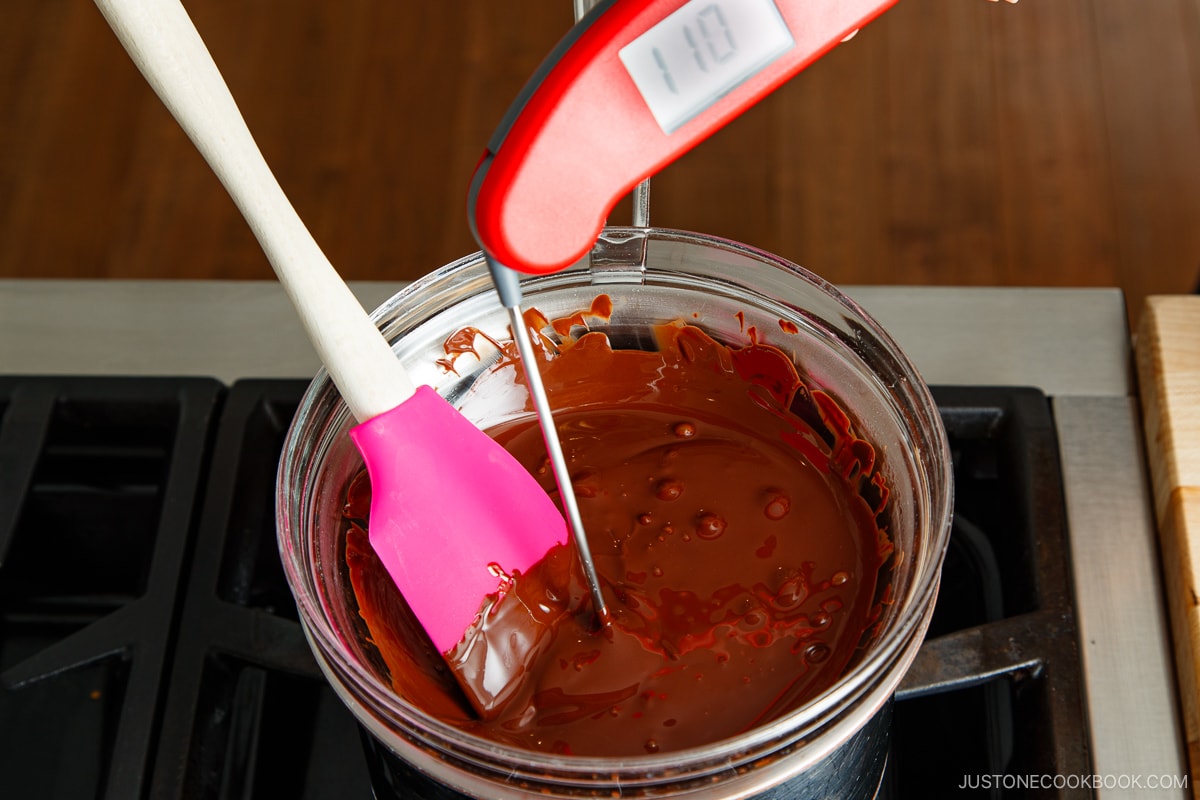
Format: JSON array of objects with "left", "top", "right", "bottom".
[{"left": 276, "top": 227, "right": 953, "bottom": 798}]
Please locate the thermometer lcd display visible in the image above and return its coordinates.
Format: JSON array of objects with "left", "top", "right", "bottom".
[{"left": 618, "top": 0, "right": 795, "bottom": 134}]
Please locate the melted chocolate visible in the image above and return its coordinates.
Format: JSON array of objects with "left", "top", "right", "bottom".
[{"left": 343, "top": 303, "right": 890, "bottom": 757}]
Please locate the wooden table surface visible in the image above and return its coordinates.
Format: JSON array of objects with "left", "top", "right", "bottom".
[
  {"left": 4, "top": 0, "right": 1200, "bottom": 327},
  {"left": 1137, "top": 295, "right": 1200, "bottom": 781}
]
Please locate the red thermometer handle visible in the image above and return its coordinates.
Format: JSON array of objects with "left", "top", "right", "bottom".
[{"left": 469, "top": 0, "right": 898, "bottom": 275}]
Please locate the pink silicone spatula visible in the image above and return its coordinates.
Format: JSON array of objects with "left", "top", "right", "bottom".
[{"left": 93, "top": 0, "right": 569, "bottom": 657}]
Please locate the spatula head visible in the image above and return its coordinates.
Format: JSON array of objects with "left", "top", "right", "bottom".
[{"left": 349, "top": 385, "right": 569, "bottom": 654}]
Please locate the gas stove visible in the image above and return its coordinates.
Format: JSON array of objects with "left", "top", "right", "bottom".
[{"left": 0, "top": 280, "right": 1187, "bottom": 798}]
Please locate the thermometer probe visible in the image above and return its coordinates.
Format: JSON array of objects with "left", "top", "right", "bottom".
[{"left": 469, "top": 0, "right": 899, "bottom": 623}]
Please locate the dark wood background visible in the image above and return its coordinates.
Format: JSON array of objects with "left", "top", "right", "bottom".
[{"left": 3, "top": 0, "right": 1200, "bottom": 326}]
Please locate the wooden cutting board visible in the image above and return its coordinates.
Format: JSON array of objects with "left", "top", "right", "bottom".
[{"left": 1137, "top": 295, "right": 1200, "bottom": 782}]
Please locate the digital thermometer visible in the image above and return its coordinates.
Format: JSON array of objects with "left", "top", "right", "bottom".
[{"left": 469, "top": 0, "right": 899, "bottom": 275}]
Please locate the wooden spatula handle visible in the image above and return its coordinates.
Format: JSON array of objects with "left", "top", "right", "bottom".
[{"left": 94, "top": 0, "right": 415, "bottom": 421}]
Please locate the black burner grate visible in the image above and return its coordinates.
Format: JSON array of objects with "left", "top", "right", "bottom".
[
  {"left": 0, "top": 376, "right": 222, "bottom": 799},
  {"left": 146, "top": 380, "right": 373, "bottom": 799},
  {"left": 0, "top": 378, "right": 1091, "bottom": 799},
  {"left": 884, "top": 387, "right": 1090, "bottom": 798}
]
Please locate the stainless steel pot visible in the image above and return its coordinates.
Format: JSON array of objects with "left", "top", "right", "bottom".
[{"left": 276, "top": 227, "right": 953, "bottom": 798}]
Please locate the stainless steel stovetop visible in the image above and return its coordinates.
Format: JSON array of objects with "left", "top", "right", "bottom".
[{"left": 0, "top": 279, "right": 1187, "bottom": 798}]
